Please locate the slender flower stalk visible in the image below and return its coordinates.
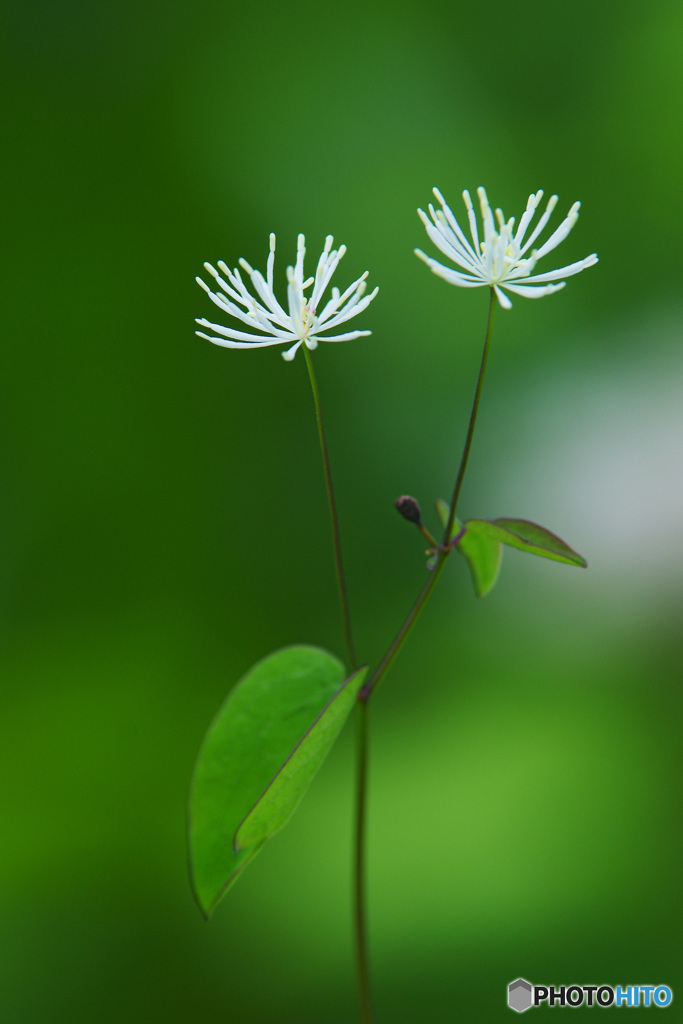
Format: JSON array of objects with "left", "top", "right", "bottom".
[
  {"left": 416, "top": 186, "right": 598, "bottom": 308},
  {"left": 302, "top": 346, "right": 357, "bottom": 672},
  {"left": 442, "top": 288, "right": 496, "bottom": 543}
]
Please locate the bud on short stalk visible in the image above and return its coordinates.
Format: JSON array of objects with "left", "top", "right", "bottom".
[{"left": 395, "top": 495, "right": 422, "bottom": 525}]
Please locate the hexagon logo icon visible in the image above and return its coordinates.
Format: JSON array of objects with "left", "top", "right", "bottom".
[{"left": 508, "top": 978, "right": 533, "bottom": 1013}]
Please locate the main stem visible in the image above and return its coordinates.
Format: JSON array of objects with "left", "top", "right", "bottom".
[
  {"left": 303, "top": 347, "right": 357, "bottom": 671},
  {"left": 302, "top": 348, "right": 373, "bottom": 1021},
  {"left": 354, "top": 698, "right": 373, "bottom": 1023}
]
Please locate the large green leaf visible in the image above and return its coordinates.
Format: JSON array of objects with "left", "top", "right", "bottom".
[
  {"left": 235, "top": 664, "right": 367, "bottom": 851},
  {"left": 435, "top": 499, "right": 502, "bottom": 597},
  {"left": 466, "top": 518, "right": 587, "bottom": 567},
  {"left": 188, "top": 645, "right": 349, "bottom": 918}
]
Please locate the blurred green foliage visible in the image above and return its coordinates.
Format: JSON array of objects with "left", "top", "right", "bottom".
[{"left": 1, "top": 0, "right": 682, "bottom": 1020}]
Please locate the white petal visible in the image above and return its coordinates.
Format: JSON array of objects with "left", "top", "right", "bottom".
[
  {"left": 310, "top": 246, "right": 344, "bottom": 309},
  {"left": 462, "top": 190, "right": 481, "bottom": 256},
  {"left": 317, "top": 272, "right": 368, "bottom": 323},
  {"left": 246, "top": 269, "right": 289, "bottom": 319},
  {"left": 267, "top": 233, "right": 276, "bottom": 291},
  {"left": 419, "top": 210, "right": 480, "bottom": 273},
  {"left": 493, "top": 284, "right": 513, "bottom": 310},
  {"left": 532, "top": 201, "right": 581, "bottom": 259},
  {"left": 293, "top": 233, "right": 306, "bottom": 287},
  {"left": 286, "top": 276, "right": 305, "bottom": 333},
  {"left": 432, "top": 188, "right": 479, "bottom": 261},
  {"left": 477, "top": 187, "right": 496, "bottom": 250},
  {"left": 198, "top": 279, "right": 286, "bottom": 332},
  {"left": 416, "top": 249, "right": 485, "bottom": 287},
  {"left": 281, "top": 340, "right": 303, "bottom": 361},
  {"left": 196, "top": 331, "right": 288, "bottom": 350},
  {"left": 520, "top": 195, "right": 559, "bottom": 255},
  {"left": 501, "top": 282, "right": 566, "bottom": 299},
  {"left": 514, "top": 254, "right": 598, "bottom": 284},
  {"left": 514, "top": 191, "right": 543, "bottom": 247},
  {"left": 221, "top": 265, "right": 258, "bottom": 311},
  {"left": 318, "top": 287, "right": 379, "bottom": 331},
  {"left": 428, "top": 204, "right": 479, "bottom": 265},
  {"left": 195, "top": 317, "right": 293, "bottom": 342},
  {"left": 316, "top": 330, "right": 372, "bottom": 342},
  {"left": 204, "top": 263, "right": 249, "bottom": 308}
]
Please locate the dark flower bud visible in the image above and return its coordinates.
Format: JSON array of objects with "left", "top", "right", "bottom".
[{"left": 395, "top": 495, "right": 422, "bottom": 526}]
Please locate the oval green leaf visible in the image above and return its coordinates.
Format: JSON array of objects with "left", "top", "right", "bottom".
[
  {"left": 235, "top": 664, "right": 367, "bottom": 851},
  {"left": 188, "top": 645, "right": 348, "bottom": 918},
  {"left": 466, "top": 518, "right": 587, "bottom": 567}
]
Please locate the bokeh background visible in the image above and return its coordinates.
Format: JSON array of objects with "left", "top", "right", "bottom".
[{"left": 2, "top": 0, "right": 682, "bottom": 1020}]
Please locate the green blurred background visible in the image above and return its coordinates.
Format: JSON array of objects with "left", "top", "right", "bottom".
[{"left": 2, "top": 0, "right": 682, "bottom": 1020}]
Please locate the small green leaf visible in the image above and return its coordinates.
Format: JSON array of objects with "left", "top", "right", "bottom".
[
  {"left": 235, "top": 665, "right": 367, "bottom": 851},
  {"left": 466, "top": 518, "right": 587, "bottom": 567},
  {"left": 435, "top": 499, "right": 502, "bottom": 597},
  {"left": 457, "top": 528, "right": 503, "bottom": 597},
  {"left": 188, "top": 645, "right": 348, "bottom": 918},
  {"left": 435, "top": 498, "right": 459, "bottom": 540}
]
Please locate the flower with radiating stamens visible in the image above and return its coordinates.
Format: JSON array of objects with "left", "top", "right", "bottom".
[
  {"left": 196, "top": 233, "right": 378, "bottom": 361},
  {"left": 415, "top": 186, "right": 598, "bottom": 309}
]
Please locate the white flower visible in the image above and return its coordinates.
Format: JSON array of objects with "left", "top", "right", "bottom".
[
  {"left": 415, "top": 186, "right": 598, "bottom": 309},
  {"left": 196, "top": 233, "right": 378, "bottom": 361}
]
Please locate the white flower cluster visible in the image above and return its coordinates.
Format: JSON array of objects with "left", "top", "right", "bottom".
[
  {"left": 196, "top": 233, "right": 378, "bottom": 361},
  {"left": 415, "top": 186, "right": 598, "bottom": 309}
]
